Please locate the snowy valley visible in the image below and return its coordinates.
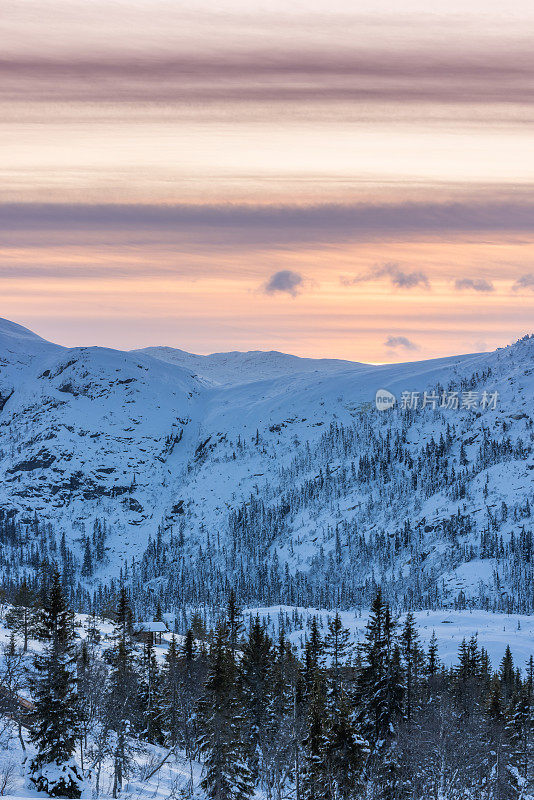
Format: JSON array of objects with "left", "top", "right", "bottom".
[
  {"left": 0, "top": 319, "right": 533, "bottom": 799},
  {"left": 0, "top": 318, "right": 532, "bottom": 615}
]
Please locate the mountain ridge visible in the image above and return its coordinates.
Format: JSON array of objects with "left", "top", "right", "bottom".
[
  {"left": 0, "top": 319, "right": 532, "bottom": 614},
  {"left": 133, "top": 345, "right": 366, "bottom": 387}
]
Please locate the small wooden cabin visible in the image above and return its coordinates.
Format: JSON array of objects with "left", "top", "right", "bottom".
[{"left": 133, "top": 620, "right": 168, "bottom": 645}]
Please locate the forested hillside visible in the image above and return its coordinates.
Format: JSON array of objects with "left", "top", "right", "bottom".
[
  {"left": 0, "top": 582, "right": 532, "bottom": 799},
  {"left": 0, "top": 320, "right": 532, "bottom": 616}
]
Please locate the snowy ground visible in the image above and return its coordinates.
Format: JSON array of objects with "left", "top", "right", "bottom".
[
  {"left": 0, "top": 604, "right": 532, "bottom": 798},
  {"left": 0, "top": 735, "right": 203, "bottom": 800},
  {"left": 1, "top": 605, "right": 528, "bottom": 672},
  {"left": 244, "top": 606, "right": 534, "bottom": 672},
  {"left": 0, "top": 609, "right": 202, "bottom": 799}
]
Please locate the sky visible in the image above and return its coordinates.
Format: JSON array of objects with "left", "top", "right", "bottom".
[{"left": 1, "top": 0, "right": 533, "bottom": 361}]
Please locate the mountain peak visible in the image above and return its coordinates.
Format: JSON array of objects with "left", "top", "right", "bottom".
[
  {"left": 134, "top": 345, "right": 362, "bottom": 386},
  {"left": 0, "top": 317, "right": 47, "bottom": 342}
]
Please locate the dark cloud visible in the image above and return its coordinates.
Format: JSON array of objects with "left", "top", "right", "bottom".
[
  {"left": 454, "top": 277, "right": 494, "bottom": 292},
  {"left": 2, "top": 202, "right": 534, "bottom": 247},
  {"left": 384, "top": 335, "right": 419, "bottom": 351},
  {"left": 3, "top": 47, "right": 534, "bottom": 105},
  {"left": 263, "top": 270, "right": 304, "bottom": 297},
  {"left": 342, "top": 262, "right": 430, "bottom": 289},
  {"left": 512, "top": 273, "right": 534, "bottom": 291}
]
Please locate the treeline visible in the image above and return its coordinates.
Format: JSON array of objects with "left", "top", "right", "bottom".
[
  {"left": 1, "top": 579, "right": 533, "bottom": 799},
  {"left": 0, "top": 368, "right": 532, "bottom": 616}
]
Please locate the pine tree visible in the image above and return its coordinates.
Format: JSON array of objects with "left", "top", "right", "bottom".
[
  {"left": 505, "top": 657, "right": 534, "bottom": 798},
  {"left": 240, "top": 616, "right": 274, "bottom": 775},
  {"left": 226, "top": 590, "right": 244, "bottom": 656},
  {"left": 484, "top": 677, "right": 513, "bottom": 800},
  {"left": 426, "top": 631, "right": 440, "bottom": 679},
  {"left": 162, "top": 635, "right": 182, "bottom": 748},
  {"left": 323, "top": 612, "right": 351, "bottom": 701},
  {"left": 139, "top": 638, "right": 164, "bottom": 745},
  {"left": 28, "top": 569, "right": 83, "bottom": 798},
  {"left": 198, "top": 622, "right": 254, "bottom": 800},
  {"left": 6, "top": 579, "right": 35, "bottom": 651},
  {"left": 356, "top": 591, "right": 405, "bottom": 798},
  {"left": 323, "top": 686, "right": 368, "bottom": 800},
  {"left": 500, "top": 645, "right": 515, "bottom": 703},
  {"left": 303, "top": 617, "right": 323, "bottom": 695},
  {"left": 0, "top": 633, "right": 28, "bottom": 753},
  {"left": 400, "top": 612, "right": 423, "bottom": 721},
  {"left": 105, "top": 589, "right": 140, "bottom": 798},
  {"left": 302, "top": 675, "right": 329, "bottom": 800},
  {"left": 81, "top": 538, "right": 92, "bottom": 577}
]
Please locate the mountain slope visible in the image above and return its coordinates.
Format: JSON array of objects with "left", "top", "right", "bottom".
[
  {"left": 134, "top": 345, "right": 363, "bottom": 386},
  {"left": 0, "top": 322, "right": 206, "bottom": 565},
  {"left": 0, "top": 321, "right": 532, "bottom": 613}
]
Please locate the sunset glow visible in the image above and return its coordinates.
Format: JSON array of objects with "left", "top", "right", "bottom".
[{"left": 2, "top": 0, "right": 533, "bottom": 360}]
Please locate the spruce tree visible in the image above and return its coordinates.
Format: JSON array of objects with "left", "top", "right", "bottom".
[
  {"left": 400, "top": 612, "right": 423, "bottom": 721},
  {"left": 28, "top": 569, "right": 82, "bottom": 798},
  {"left": 226, "top": 589, "right": 244, "bottom": 656},
  {"left": 85, "top": 611, "right": 101, "bottom": 645},
  {"left": 302, "top": 675, "right": 329, "bottom": 800},
  {"left": 76, "top": 641, "right": 90, "bottom": 772},
  {"left": 426, "top": 631, "right": 440, "bottom": 679},
  {"left": 323, "top": 612, "right": 351, "bottom": 701},
  {"left": 303, "top": 617, "right": 323, "bottom": 695},
  {"left": 0, "top": 633, "right": 28, "bottom": 753},
  {"left": 241, "top": 616, "right": 274, "bottom": 775},
  {"left": 356, "top": 589, "right": 389, "bottom": 742},
  {"left": 105, "top": 589, "right": 140, "bottom": 798},
  {"left": 76, "top": 638, "right": 106, "bottom": 773},
  {"left": 365, "top": 643, "right": 405, "bottom": 800},
  {"left": 268, "top": 629, "right": 298, "bottom": 800},
  {"left": 81, "top": 539, "right": 92, "bottom": 577},
  {"left": 6, "top": 579, "right": 35, "bottom": 652},
  {"left": 320, "top": 613, "right": 367, "bottom": 798},
  {"left": 198, "top": 622, "right": 254, "bottom": 800},
  {"left": 181, "top": 628, "right": 208, "bottom": 758},
  {"left": 162, "top": 634, "right": 182, "bottom": 748},
  {"left": 139, "top": 638, "right": 164, "bottom": 745},
  {"left": 499, "top": 645, "right": 515, "bottom": 702},
  {"left": 323, "top": 685, "right": 368, "bottom": 800},
  {"left": 484, "top": 677, "right": 513, "bottom": 800},
  {"left": 505, "top": 657, "right": 534, "bottom": 798},
  {"left": 356, "top": 591, "right": 405, "bottom": 798}
]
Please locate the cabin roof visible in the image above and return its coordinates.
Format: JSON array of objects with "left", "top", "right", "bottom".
[{"left": 134, "top": 621, "right": 168, "bottom": 633}]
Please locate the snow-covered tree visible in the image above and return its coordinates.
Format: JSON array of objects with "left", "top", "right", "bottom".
[
  {"left": 198, "top": 622, "right": 254, "bottom": 800},
  {"left": 28, "top": 569, "right": 83, "bottom": 798}
]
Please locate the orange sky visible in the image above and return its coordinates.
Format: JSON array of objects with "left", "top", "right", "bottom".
[{"left": 1, "top": 0, "right": 533, "bottom": 360}]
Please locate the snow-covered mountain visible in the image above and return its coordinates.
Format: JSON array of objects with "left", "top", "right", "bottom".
[
  {"left": 0, "top": 318, "right": 532, "bottom": 613},
  {"left": 133, "top": 345, "right": 362, "bottom": 386}
]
